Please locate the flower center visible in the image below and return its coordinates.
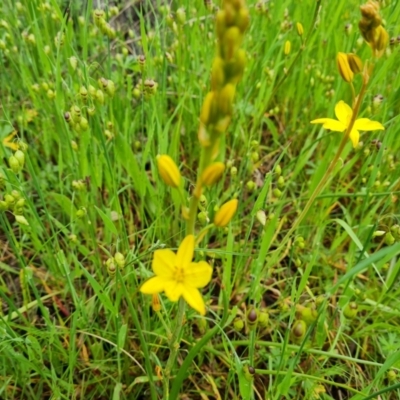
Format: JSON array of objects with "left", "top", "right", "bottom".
[{"left": 175, "top": 267, "right": 185, "bottom": 283}]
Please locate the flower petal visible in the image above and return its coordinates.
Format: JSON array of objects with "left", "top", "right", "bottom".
[
  {"left": 311, "top": 118, "right": 346, "bottom": 132},
  {"left": 354, "top": 118, "right": 384, "bottom": 132},
  {"left": 176, "top": 235, "right": 195, "bottom": 268},
  {"left": 185, "top": 261, "right": 212, "bottom": 288},
  {"left": 152, "top": 249, "right": 176, "bottom": 278},
  {"left": 140, "top": 276, "right": 166, "bottom": 294},
  {"left": 182, "top": 286, "right": 206, "bottom": 315},
  {"left": 348, "top": 129, "right": 360, "bottom": 148},
  {"left": 335, "top": 101, "right": 352, "bottom": 125},
  {"left": 164, "top": 281, "right": 184, "bottom": 302}
]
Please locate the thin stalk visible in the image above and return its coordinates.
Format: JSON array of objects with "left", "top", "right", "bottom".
[
  {"left": 278, "top": 68, "right": 370, "bottom": 249},
  {"left": 163, "top": 297, "right": 186, "bottom": 399}
]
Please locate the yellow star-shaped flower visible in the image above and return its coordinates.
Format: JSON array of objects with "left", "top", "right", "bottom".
[
  {"left": 311, "top": 100, "right": 384, "bottom": 148},
  {"left": 140, "top": 235, "right": 212, "bottom": 315}
]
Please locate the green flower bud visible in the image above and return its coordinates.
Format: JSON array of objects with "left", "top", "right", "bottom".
[
  {"left": 275, "top": 164, "right": 282, "bottom": 176},
  {"left": 0, "top": 201, "right": 8, "bottom": 211},
  {"left": 246, "top": 180, "right": 256, "bottom": 191},
  {"left": 69, "top": 56, "right": 78, "bottom": 70},
  {"left": 71, "top": 105, "right": 82, "bottom": 123},
  {"left": 386, "top": 370, "right": 397, "bottom": 382},
  {"left": 277, "top": 176, "right": 285, "bottom": 189},
  {"left": 96, "top": 89, "right": 105, "bottom": 104},
  {"left": 80, "top": 117, "right": 89, "bottom": 131},
  {"left": 176, "top": 8, "right": 186, "bottom": 25},
  {"left": 273, "top": 188, "right": 282, "bottom": 198},
  {"left": 106, "top": 258, "right": 117, "bottom": 276}
]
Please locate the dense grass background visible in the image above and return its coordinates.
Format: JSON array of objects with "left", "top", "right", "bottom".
[{"left": 1, "top": 0, "right": 400, "bottom": 399}]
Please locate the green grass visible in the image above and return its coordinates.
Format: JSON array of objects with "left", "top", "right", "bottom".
[{"left": 1, "top": 0, "right": 400, "bottom": 399}]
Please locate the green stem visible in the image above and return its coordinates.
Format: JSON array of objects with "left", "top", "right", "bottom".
[
  {"left": 278, "top": 68, "right": 370, "bottom": 248},
  {"left": 186, "top": 144, "right": 214, "bottom": 235},
  {"left": 163, "top": 297, "right": 186, "bottom": 399}
]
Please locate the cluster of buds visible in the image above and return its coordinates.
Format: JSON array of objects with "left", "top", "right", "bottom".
[
  {"left": 358, "top": 0, "right": 388, "bottom": 57},
  {"left": 8, "top": 149, "right": 25, "bottom": 174},
  {"left": 336, "top": 52, "right": 363, "bottom": 83},
  {"left": 93, "top": 9, "right": 116, "bottom": 39},
  {"left": 198, "top": 0, "right": 249, "bottom": 152},
  {"left": 64, "top": 105, "right": 88, "bottom": 133},
  {"left": 132, "top": 79, "right": 158, "bottom": 100},
  {"left": 0, "top": 190, "right": 25, "bottom": 216},
  {"left": 374, "top": 225, "right": 400, "bottom": 245},
  {"left": 105, "top": 252, "right": 126, "bottom": 276}
]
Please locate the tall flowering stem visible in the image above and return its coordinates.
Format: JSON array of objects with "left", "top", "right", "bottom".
[{"left": 187, "top": 0, "right": 249, "bottom": 234}]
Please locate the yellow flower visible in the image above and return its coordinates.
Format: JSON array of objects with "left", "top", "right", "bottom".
[
  {"left": 140, "top": 235, "right": 212, "bottom": 315},
  {"left": 310, "top": 100, "right": 384, "bottom": 148}
]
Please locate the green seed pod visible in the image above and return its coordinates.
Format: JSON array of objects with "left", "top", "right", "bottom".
[
  {"left": 343, "top": 301, "right": 358, "bottom": 319},
  {"left": 277, "top": 176, "right": 285, "bottom": 189},
  {"left": 14, "top": 150, "right": 25, "bottom": 168},
  {"left": 47, "top": 89, "right": 55, "bottom": 99},
  {"left": 87, "top": 106, "right": 96, "bottom": 116},
  {"left": 4, "top": 194, "right": 15, "bottom": 206},
  {"left": 243, "top": 364, "right": 255, "bottom": 382},
  {"left": 273, "top": 188, "right": 282, "bottom": 198},
  {"left": 69, "top": 56, "right": 78, "bottom": 70},
  {"left": 96, "top": 89, "right": 105, "bottom": 104},
  {"left": 9, "top": 156, "right": 21, "bottom": 173},
  {"left": 258, "top": 310, "right": 269, "bottom": 328},
  {"left": 251, "top": 151, "right": 259, "bottom": 163},
  {"left": 106, "top": 258, "right": 117, "bottom": 276},
  {"left": 106, "top": 80, "right": 115, "bottom": 97},
  {"left": 247, "top": 308, "right": 258, "bottom": 330},
  {"left": 275, "top": 164, "right": 282, "bottom": 176},
  {"left": 291, "top": 320, "right": 307, "bottom": 341},
  {"left": 80, "top": 86, "right": 88, "bottom": 101},
  {"left": 233, "top": 317, "right": 244, "bottom": 331},
  {"left": 69, "top": 234, "right": 78, "bottom": 243},
  {"left": 76, "top": 208, "right": 87, "bottom": 219},
  {"left": 246, "top": 180, "right": 256, "bottom": 192},
  {"left": 385, "top": 232, "right": 395, "bottom": 245},
  {"left": 386, "top": 370, "right": 397, "bottom": 382},
  {"left": 114, "top": 252, "right": 125, "bottom": 269},
  {"left": 15, "top": 214, "right": 29, "bottom": 226},
  {"left": 72, "top": 180, "right": 86, "bottom": 191},
  {"left": 0, "top": 201, "right": 8, "bottom": 211},
  {"left": 176, "top": 8, "right": 186, "bottom": 25},
  {"left": 80, "top": 117, "right": 89, "bottom": 131},
  {"left": 71, "top": 105, "right": 82, "bottom": 123}
]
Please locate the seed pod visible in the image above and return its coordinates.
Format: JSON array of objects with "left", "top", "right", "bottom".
[
  {"left": 258, "top": 310, "right": 269, "bottom": 328},
  {"left": 218, "top": 83, "right": 236, "bottom": 115},
  {"left": 96, "top": 89, "right": 105, "bottom": 104},
  {"left": 233, "top": 317, "right": 244, "bottom": 331},
  {"left": 343, "top": 301, "right": 358, "bottom": 319},
  {"left": 246, "top": 308, "right": 258, "bottom": 330},
  {"left": 9, "top": 156, "right": 21, "bottom": 173},
  {"left": 291, "top": 320, "right": 307, "bottom": 341},
  {"left": 114, "top": 252, "right": 126, "bottom": 269},
  {"left": 14, "top": 150, "right": 25, "bottom": 168},
  {"left": 15, "top": 214, "right": 29, "bottom": 226}
]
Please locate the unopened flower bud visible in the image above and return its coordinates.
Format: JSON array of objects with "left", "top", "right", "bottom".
[
  {"left": 347, "top": 53, "right": 363, "bottom": 74},
  {"left": 296, "top": 22, "right": 304, "bottom": 36},
  {"left": 152, "top": 293, "right": 161, "bottom": 312},
  {"left": 96, "top": 89, "right": 105, "bottom": 104},
  {"left": 337, "top": 52, "right": 353, "bottom": 82},
  {"left": 284, "top": 40, "right": 291, "bottom": 55},
  {"left": 114, "top": 252, "right": 125, "bottom": 268},
  {"left": 214, "top": 199, "right": 238, "bottom": 227},
  {"left": 106, "top": 258, "right": 117, "bottom": 276},
  {"left": 69, "top": 56, "right": 78, "bottom": 70},
  {"left": 201, "top": 162, "right": 225, "bottom": 186},
  {"left": 258, "top": 310, "right": 269, "bottom": 328},
  {"left": 14, "top": 150, "right": 25, "bottom": 168},
  {"left": 157, "top": 155, "right": 181, "bottom": 188},
  {"left": 76, "top": 208, "right": 87, "bottom": 219},
  {"left": 385, "top": 232, "right": 395, "bottom": 245}
]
